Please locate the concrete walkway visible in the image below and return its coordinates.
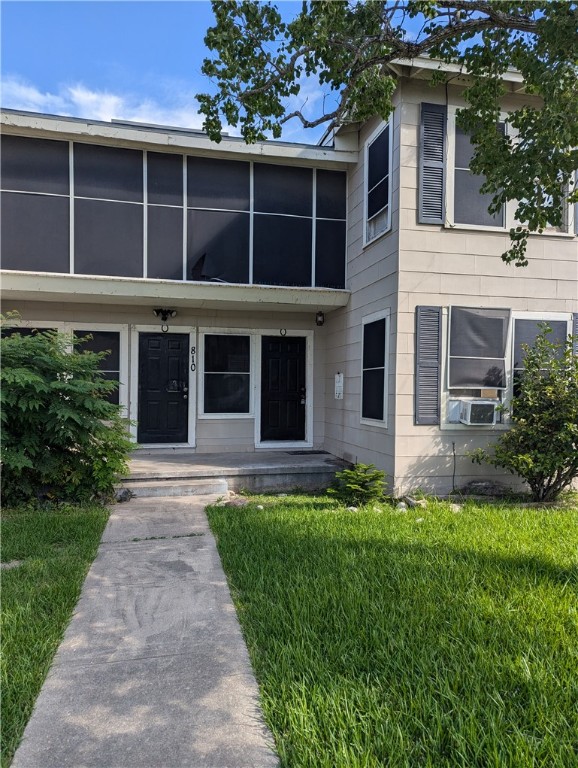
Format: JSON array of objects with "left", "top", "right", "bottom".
[{"left": 12, "top": 496, "right": 279, "bottom": 768}]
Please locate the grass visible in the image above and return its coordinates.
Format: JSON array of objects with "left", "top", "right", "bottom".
[
  {"left": 207, "top": 494, "right": 578, "bottom": 768},
  {"left": 1, "top": 502, "right": 110, "bottom": 768}
]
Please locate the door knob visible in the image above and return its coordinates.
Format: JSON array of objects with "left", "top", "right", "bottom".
[{"left": 183, "top": 394, "right": 188, "bottom": 400}]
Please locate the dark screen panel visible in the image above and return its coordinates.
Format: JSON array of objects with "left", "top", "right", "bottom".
[
  {"left": 75, "top": 199, "right": 143, "bottom": 277},
  {"left": 253, "top": 214, "right": 312, "bottom": 287},
  {"left": 1, "top": 135, "right": 69, "bottom": 195},
  {"left": 362, "top": 368, "right": 385, "bottom": 420},
  {"left": 368, "top": 178, "right": 388, "bottom": 219},
  {"left": 315, "top": 220, "right": 346, "bottom": 288},
  {"left": 449, "top": 358, "right": 506, "bottom": 389},
  {"left": 254, "top": 164, "right": 312, "bottom": 216},
  {"left": 204, "top": 373, "right": 250, "bottom": 413},
  {"left": 513, "top": 319, "right": 567, "bottom": 368},
  {"left": 450, "top": 308, "right": 509, "bottom": 358},
  {"left": 187, "top": 209, "right": 249, "bottom": 283},
  {"left": 1, "top": 191, "right": 69, "bottom": 272},
  {"left": 363, "top": 319, "right": 386, "bottom": 369},
  {"left": 454, "top": 170, "right": 503, "bottom": 226},
  {"left": 188, "top": 157, "right": 249, "bottom": 211},
  {"left": 368, "top": 126, "right": 389, "bottom": 191},
  {"left": 147, "top": 152, "right": 183, "bottom": 205},
  {"left": 455, "top": 126, "right": 474, "bottom": 168},
  {"left": 316, "top": 170, "right": 346, "bottom": 220},
  {"left": 205, "top": 335, "right": 250, "bottom": 372},
  {"left": 74, "top": 143, "right": 143, "bottom": 202},
  {"left": 148, "top": 206, "right": 183, "bottom": 280}
]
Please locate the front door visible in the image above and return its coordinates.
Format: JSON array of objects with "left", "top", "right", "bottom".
[
  {"left": 138, "top": 333, "right": 189, "bottom": 443},
  {"left": 261, "top": 336, "right": 306, "bottom": 441}
]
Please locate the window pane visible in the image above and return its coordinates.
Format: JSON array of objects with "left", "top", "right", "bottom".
[
  {"left": 455, "top": 126, "right": 474, "bottom": 169},
  {"left": 188, "top": 157, "right": 249, "bottom": 211},
  {"left": 75, "top": 199, "right": 143, "bottom": 277},
  {"left": 513, "top": 319, "right": 567, "bottom": 368},
  {"left": 148, "top": 206, "right": 183, "bottom": 280},
  {"left": 1, "top": 327, "right": 56, "bottom": 338},
  {"left": 449, "top": 358, "right": 506, "bottom": 389},
  {"left": 74, "top": 331, "right": 120, "bottom": 370},
  {"left": 253, "top": 214, "right": 312, "bottom": 286},
  {"left": 147, "top": 152, "right": 183, "bottom": 206},
  {"left": 204, "top": 373, "right": 250, "bottom": 413},
  {"left": 368, "top": 127, "right": 389, "bottom": 191},
  {"left": 1, "top": 135, "right": 69, "bottom": 195},
  {"left": 363, "top": 319, "right": 386, "bottom": 369},
  {"left": 450, "top": 308, "right": 509, "bottom": 359},
  {"left": 187, "top": 209, "right": 249, "bottom": 283},
  {"left": 367, "top": 178, "right": 388, "bottom": 220},
  {"left": 205, "top": 335, "right": 250, "bottom": 373},
  {"left": 362, "top": 368, "right": 385, "bottom": 420},
  {"left": 1, "top": 192, "right": 69, "bottom": 272},
  {"left": 454, "top": 169, "right": 503, "bottom": 226},
  {"left": 316, "top": 170, "right": 346, "bottom": 220},
  {"left": 254, "top": 164, "right": 312, "bottom": 216},
  {"left": 74, "top": 144, "right": 143, "bottom": 202},
  {"left": 315, "top": 220, "right": 346, "bottom": 288}
]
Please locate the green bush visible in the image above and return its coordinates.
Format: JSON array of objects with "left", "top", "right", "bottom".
[
  {"left": 327, "top": 463, "right": 387, "bottom": 506},
  {"left": 0, "top": 317, "right": 132, "bottom": 504},
  {"left": 471, "top": 326, "right": 578, "bottom": 502}
]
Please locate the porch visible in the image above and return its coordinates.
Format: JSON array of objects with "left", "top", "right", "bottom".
[{"left": 122, "top": 449, "right": 349, "bottom": 497}]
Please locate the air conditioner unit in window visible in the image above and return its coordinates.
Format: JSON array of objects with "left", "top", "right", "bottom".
[{"left": 459, "top": 399, "right": 498, "bottom": 426}]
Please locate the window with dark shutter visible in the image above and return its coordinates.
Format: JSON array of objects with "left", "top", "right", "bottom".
[
  {"left": 419, "top": 104, "right": 446, "bottom": 225},
  {"left": 415, "top": 306, "right": 442, "bottom": 425},
  {"left": 448, "top": 307, "right": 510, "bottom": 389}
]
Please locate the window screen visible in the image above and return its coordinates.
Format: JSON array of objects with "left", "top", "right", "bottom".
[
  {"left": 74, "top": 199, "right": 143, "bottom": 277},
  {"left": 74, "top": 330, "right": 121, "bottom": 405},
  {"left": 316, "top": 170, "right": 346, "bottom": 220},
  {"left": 315, "top": 220, "right": 346, "bottom": 288},
  {"left": 1, "top": 191, "right": 70, "bottom": 273},
  {"left": 204, "top": 334, "right": 250, "bottom": 414},
  {"left": 187, "top": 209, "right": 249, "bottom": 283},
  {"left": 449, "top": 307, "right": 510, "bottom": 389},
  {"left": 147, "top": 206, "right": 183, "bottom": 280},
  {"left": 188, "top": 157, "right": 249, "bottom": 211},
  {"left": 1, "top": 135, "right": 70, "bottom": 195},
  {"left": 513, "top": 319, "right": 567, "bottom": 369},
  {"left": 362, "top": 317, "right": 387, "bottom": 421},
  {"left": 454, "top": 125, "right": 504, "bottom": 227},
  {"left": 253, "top": 214, "right": 312, "bottom": 286},
  {"left": 254, "top": 164, "right": 312, "bottom": 216},
  {"left": 74, "top": 143, "right": 143, "bottom": 202},
  {"left": 366, "top": 125, "right": 390, "bottom": 241},
  {"left": 147, "top": 152, "right": 183, "bottom": 206}
]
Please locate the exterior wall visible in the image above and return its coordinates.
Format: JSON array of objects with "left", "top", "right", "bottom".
[
  {"left": 6, "top": 300, "right": 327, "bottom": 453},
  {"left": 323, "top": 99, "right": 402, "bottom": 486},
  {"left": 394, "top": 78, "right": 578, "bottom": 495}
]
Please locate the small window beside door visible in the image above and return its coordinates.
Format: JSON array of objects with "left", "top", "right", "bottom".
[
  {"left": 203, "top": 334, "right": 251, "bottom": 414},
  {"left": 361, "top": 312, "right": 389, "bottom": 425}
]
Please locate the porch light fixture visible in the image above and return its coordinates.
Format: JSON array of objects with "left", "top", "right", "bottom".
[
  {"left": 153, "top": 308, "right": 177, "bottom": 333},
  {"left": 316, "top": 311, "right": 325, "bottom": 327}
]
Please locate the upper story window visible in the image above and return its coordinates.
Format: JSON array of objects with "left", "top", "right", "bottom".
[
  {"left": 364, "top": 122, "right": 392, "bottom": 245},
  {"left": 418, "top": 104, "right": 575, "bottom": 235},
  {"left": 1, "top": 135, "right": 347, "bottom": 289}
]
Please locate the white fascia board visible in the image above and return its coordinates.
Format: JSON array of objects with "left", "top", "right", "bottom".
[
  {"left": 389, "top": 56, "right": 525, "bottom": 86},
  {"left": 1, "top": 271, "right": 350, "bottom": 313},
  {"left": 0, "top": 111, "right": 357, "bottom": 168}
]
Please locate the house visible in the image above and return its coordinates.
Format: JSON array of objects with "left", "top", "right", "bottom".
[{"left": 1, "top": 58, "right": 577, "bottom": 495}]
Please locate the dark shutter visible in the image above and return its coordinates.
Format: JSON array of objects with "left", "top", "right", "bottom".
[
  {"left": 573, "top": 313, "right": 578, "bottom": 356},
  {"left": 415, "top": 306, "right": 442, "bottom": 425},
  {"left": 419, "top": 104, "right": 446, "bottom": 224}
]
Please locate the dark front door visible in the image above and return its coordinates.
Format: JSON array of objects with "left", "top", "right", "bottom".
[
  {"left": 261, "top": 336, "right": 306, "bottom": 441},
  {"left": 138, "top": 333, "right": 189, "bottom": 443}
]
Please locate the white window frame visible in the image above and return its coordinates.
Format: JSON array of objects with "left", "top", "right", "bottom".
[
  {"left": 198, "top": 329, "right": 254, "bottom": 419},
  {"left": 363, "top": 120, "right": 393, "bottom": 246},
  {"left": 360, "top": 309, "right": 390, "bottom": 428},
  {"left": 445, "top": 108, "right": 575, "bottom": 236}
]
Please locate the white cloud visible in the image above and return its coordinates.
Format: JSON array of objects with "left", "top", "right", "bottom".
[{"left": 0, "top": 74, "right": 206, "bottom": 130}]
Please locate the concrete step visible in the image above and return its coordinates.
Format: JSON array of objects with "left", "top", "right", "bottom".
[{"left": 121, "top": 478, "right": 228, "bottom": 498}]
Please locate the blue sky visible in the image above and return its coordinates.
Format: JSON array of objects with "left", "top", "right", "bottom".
[{"left": 1, "top": 0, "right": 320, "bottom": 142}]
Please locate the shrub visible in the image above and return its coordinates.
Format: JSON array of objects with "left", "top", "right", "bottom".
[
  {"left": 0, "top": 317, "right": 132, "bottom": 504},
  {"left": 328, "top": 463, "right": 387, "bottom": 506},
  {"left": 471, "top": 326, "right": 578, "bottom": 502}
]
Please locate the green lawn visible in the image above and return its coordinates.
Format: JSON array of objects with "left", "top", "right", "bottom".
[
  {"left": 1, "top": 503, "right": 109, "bottom": 768},
  {"left": 207, "top": 495, "right": 578, "bottom": 768}
]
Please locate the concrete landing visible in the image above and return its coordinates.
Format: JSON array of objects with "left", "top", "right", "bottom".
[
  {"left": 125, "top": 449, "right": 348, "bottom": 494},
  {"left": 12, "top": 496, "right": 278, "bottom": 768}
]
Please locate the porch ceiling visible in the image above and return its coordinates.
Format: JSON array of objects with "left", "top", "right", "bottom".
[{"left": 1, "top": 271, "right": 350, "bottom": 313}]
